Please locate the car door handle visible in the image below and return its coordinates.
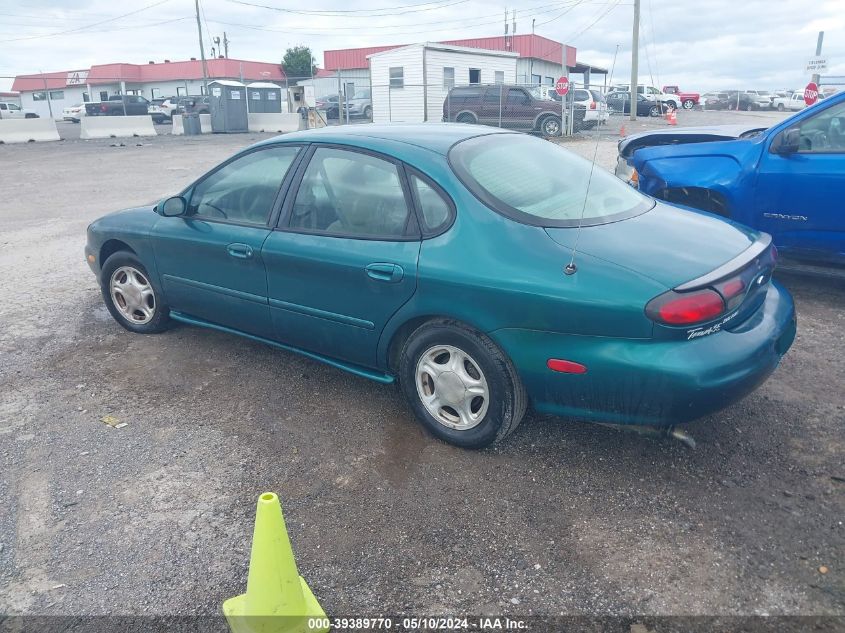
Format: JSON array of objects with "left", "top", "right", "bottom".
[
  {"left": 227, "top": 243, "right": 253, "bottom": 259},
  {"left": 365, "top": 262, "right": 404, "bottom": 283}
]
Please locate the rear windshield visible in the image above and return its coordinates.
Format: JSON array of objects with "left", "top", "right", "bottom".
[
  {"left": 449, "top": 133, "right": 652, "bottom": 227},
  {"left": 589, "top": 90, "right": 605, "bottom": 102}
]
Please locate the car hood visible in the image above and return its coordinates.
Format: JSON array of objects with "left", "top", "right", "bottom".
[
  {"left": 618, "top": 124, "right": 768, "bottom": 158},
  {"left": 544, "top": 201, "right": 758, "bottom": 288}
]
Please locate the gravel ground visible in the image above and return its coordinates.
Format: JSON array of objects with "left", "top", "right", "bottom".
[{"left": 0, "top": 117, "right": 842, "bottom": 627}]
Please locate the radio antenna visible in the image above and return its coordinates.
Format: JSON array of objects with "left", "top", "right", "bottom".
[{"left": 565, "top": 43, "right": 620, "bottom": 276}]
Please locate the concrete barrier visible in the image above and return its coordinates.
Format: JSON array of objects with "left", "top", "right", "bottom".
[
  {"left": 247, "top": 113, "right": 301, "bottom": 134},
  {"left": 80, "top": 115, "right": 157, "bottom": 140},
  {"left": 0, "top": 118, "right": 60, "bottom": 144},
  {"left": 171, "top": 114, "right": 184, "bottom": 136},
  {"left": 199, "top": 113, "right": 212, "bottom": 134}
]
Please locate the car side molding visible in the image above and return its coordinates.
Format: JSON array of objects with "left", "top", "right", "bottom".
[
  {"left": 674, "top": 233, "right": 773, "bottom": 291},
  {"left": 169, "top": 311, "right": 395, "bottom": 384}
]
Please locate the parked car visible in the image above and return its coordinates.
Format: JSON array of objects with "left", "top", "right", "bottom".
[
  {"left": 722, "top": 90, "right": 756, "bottom": 111},
  {"left": 614, "top": 91, "right": 845, "bottom": 266},
  {"left": 773, "top": 92, "right": 808, "bottom": 112},
  {"left": 342, "top": 88, "right": 372, "bottom": 119},
  {"left": 316, "top": 95, "right": 340, "bottom": 119},
  {"left": 148, "top": 97, "right": 176, "bottom": 123},
  {"left": 444, "top": 84, "right": 582, "bottom": 136},
  {"left": 701, "top": 92, "right": 730, "bottom": 110},
  {"left": 662, "top": 86, "right": 700, "bottom": 110},
  {"left": 606, "top": 92, "right": 663, "bottom": 117},
  {"left": 62, "top": 103, "right": 86, "bottom": 122},
  {"left": 85, "top": 124, "right": 795, "bottom": 448},
  {"left": 614, "top": 84, "right": 680, "bottom": 109},
  {"left": 0, "top": 101, "right": 38, "bottom": 119},
  {"left": 570, "top": 88, "right": 609, "bottom": 128},
  {"left": 744, "top": 90, "right": 774, "bottom": 110},
  {"left": 85, "top": 95, "right": 150, "bottom": 116},
  {"left": 177, "top": 95, "right": 210, "bottom": 115}
]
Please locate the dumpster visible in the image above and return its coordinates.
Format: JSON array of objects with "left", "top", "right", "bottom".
[
  {"left": 246, "top": 82, "right": 283, "bottom": 113},
  {"left": 183, "top": 112, "right": 201, "bottom": 135},
  {"left": 209, "top": 80, "right": 248, "bottom": 133}
]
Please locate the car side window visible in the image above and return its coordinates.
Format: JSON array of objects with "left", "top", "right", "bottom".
[
  {"left": 288, "top": 147, "right": 412, "bottom": 238},
  {"left": 797, "top": 101, "right": 845, "bottom": 153},
  {"left": 188, "top": 146, "right": 300, "bottom": 225},
  {"left": 409, "top": 173, "right": 452, "bottom": 233},
  {"left": 506, "top": 89, "right": 527, "bottom": 104}
]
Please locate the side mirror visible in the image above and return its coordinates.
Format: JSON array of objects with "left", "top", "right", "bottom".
[
  {"left": 776, "top": 128, "right": 801, "bottom": 155},
  {"left": 159, "top": 196, "right": 187, "bottom": 217}
]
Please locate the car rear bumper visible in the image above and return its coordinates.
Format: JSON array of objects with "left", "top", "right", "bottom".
[{"left": 490, "top": 281, "right": 796, "bottom": 427}]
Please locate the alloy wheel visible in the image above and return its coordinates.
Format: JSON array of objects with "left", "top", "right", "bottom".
[
  {"left": 415, "top": 344, "right": 490, "bottom": 431},
  {"left": 110, "top": 266, "right": 155, "bottom": 324}
]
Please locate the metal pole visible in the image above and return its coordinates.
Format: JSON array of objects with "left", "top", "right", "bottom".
[
  {"left": 629, "top": 0, "right": 640, "bottom": 121},
  {"left": 811, "top": 31, "right": 824, "bottom": 86},
  {"left": 40, "top": 71, "right": 53, "bottom": 119},
  {"left": 195, "top": 0, "right": 209, "bottom": 97},
  {"left": 498, "top": 84, "right": 502, "bottom": 128},
  {"left": 223, "top": 31, "right": 229, "bottom": 58}
]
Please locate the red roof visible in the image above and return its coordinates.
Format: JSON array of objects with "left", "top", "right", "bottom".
[
  {"left": 324, "top": 35, "right": 576, "bottom": 70},
  {"left": 13, "top": 58, "right": 284, "bottom": 91}
]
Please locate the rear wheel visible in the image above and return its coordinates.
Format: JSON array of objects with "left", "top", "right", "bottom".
[
  {"left": 363, "top": 105, "right": 372, "bottom": 119},
  {"left": 456, "top": 112, "right": 477, "bottom": 124},
  {"left": 649, "top": 104, "right": 661, "bottom": 117},
  {"left": 777, "top": 103, "right": 785, "bottom": 111},
  {"left": 399, "top": 320, "right": 527, "bottom": 448},
  {"left": 682, "top": 99, "right": 695, "bottom": 110},
  {"left": 541, "top": 115, "right": 561, "bottom": 136},
  {"left": 100, "top": 252, "right": 170, "bottom": 334}
]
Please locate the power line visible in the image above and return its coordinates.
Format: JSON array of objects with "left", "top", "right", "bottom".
[
  {"left": 225, "top": 0, "right": 470, "bottom": 17},
  {"left": 0, "top": 0, "right": 172, "bottom": 43}
]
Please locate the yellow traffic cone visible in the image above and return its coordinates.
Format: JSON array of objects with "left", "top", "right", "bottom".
[{"left": 223, "top": 492, "right": 329, "bottom": 633}]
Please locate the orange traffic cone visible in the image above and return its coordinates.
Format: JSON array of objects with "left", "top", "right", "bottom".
[
  {"left": 668, "top": 109, "right": 677, "bottom": 126},
  {"left": 619, "top": 123, "right": 626, "bottom": 137}
]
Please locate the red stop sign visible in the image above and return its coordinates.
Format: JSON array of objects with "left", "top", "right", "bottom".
[
  {"left": 555, "top": 76, "right": 570, "bottom": 96},
  {"left": 804, "top": 82, "right": 819, "bottom": 106}
]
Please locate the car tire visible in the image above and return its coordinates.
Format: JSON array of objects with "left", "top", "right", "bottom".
[
  {"left": 456, "top": 113, "right": 477, "bottom": 124},
  {"left": 25, "top": 113, "right": 37, "bottom": 119},
  {"left": 398, "top": 319, "right": 527, "bottom": 449},
  {"left": 363, "top": 105, "right": 372, "bottom": 119},
  {"left": 682, "top": 99, "right": 695, "bottom": 110},
  {"left": 540, "top": 115, "right": 562, "bottom": 136},
  {"left": 777, "top": 103, "right": 785, "bottom": 111},
  {"left": 746, "top": 103, "right": 754, "bottom": 111},
  {"left": 100, "top": 252, "right": 171, "bottom": 334},
  {"left": 649, "top": 105, "right": 661, "bottom": 117}
]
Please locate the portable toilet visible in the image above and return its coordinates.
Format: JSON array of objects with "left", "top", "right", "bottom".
[
  {"left": 209, "top": 80, "right": 248, "bottom": 133},
  {"left": 246, "top": 82, "right": 283, "bottom": 113}
]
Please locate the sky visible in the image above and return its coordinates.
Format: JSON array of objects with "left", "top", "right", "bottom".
[{"left": 1, "top": 0, "right": 842, "bottom": 92}]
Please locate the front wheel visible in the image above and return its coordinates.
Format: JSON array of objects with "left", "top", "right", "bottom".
[
  {"left": 100, "top": 252, "right": 171, "bottom": 334},
  {"left": 541, "top": 115, "right": 561, "bottom": 136},
  {"left": 399, "top": 320, "right": 527, "bottom": 448},
  {"left": 363, "top": 105, "right": 372, "bottom": 119},
  {"left": 649, "top": 105, "right": 661, "bottom": 117},
  {"left": 682, "top": 99, "right": 695, "bottom": 110},
  {"left": 777, "top": 103, "right": 785, "bottom": 111}
]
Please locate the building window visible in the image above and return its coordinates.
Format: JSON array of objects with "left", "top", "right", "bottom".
[
  {"left": 443, "top": 67, "right": 454, "bottom": 90},
  {"left": 531, "top": 74, "right": 541, "bottom": 85},
  {"left": 200, "top": 84, "right": 207, "bottom": 95},
  {"left": 469, "top": 68, "right": 481, "bottom": 84},
  {"left": 32, "top": 91, "right": 47, "bottom": 101},
  {"left": 151, "top": 88, "right": 160, "bottom": 99},
  {"left": 177, "top": 86, "right": 187, "bottom": 96},
  {"left": 389, "top": 67, "right": 404, "bottom": 88},
  {"left": 494, "top": 71, "right": 504, "bottom": 84},
  {"left": 545, "top": 77, "right": 554, "bottom": 86},
  {"left": 99, "top": 91, "right": 108, "bottom": 101},
  {"left": 49, "top": 90, "right": 64, "bottom": 100},
  {"left": 83, "top": 92, "right": 90, "bottom": 102}
]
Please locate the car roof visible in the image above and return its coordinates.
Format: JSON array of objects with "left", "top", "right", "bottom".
[{"left": 254, "top": 123, "right": 513, "bottom": 156}]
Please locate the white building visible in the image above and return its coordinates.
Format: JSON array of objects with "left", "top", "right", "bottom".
[{"left": 368, "top": 43, "right": 519, "bottom": 123}]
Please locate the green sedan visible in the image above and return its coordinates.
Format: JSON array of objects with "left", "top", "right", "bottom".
[{"left": 85, "top": 125, "right": 796, "bottom": 448}]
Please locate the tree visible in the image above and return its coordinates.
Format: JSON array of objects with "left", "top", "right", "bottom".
[{"left": 282, "top": 46, "right": 316, "bottom": 79}]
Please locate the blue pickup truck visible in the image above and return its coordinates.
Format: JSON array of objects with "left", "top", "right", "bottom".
[{"left": 615, "top": 91, "right": 845, "bottom": 267}]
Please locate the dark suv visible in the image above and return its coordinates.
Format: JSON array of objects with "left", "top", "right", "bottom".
[{"left": 443, "top": 84, "right": 578, "bottom": 136}]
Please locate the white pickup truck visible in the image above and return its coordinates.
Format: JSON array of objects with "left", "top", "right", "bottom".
[
  {"left": 0, "top": 101, "right": 38, "bottom": 119},
  {"left": 773, "top": 92, "right": 809, "bottom": 112},
  {"left": 613, "top": 84, "right": 681, "bottom": 109}
]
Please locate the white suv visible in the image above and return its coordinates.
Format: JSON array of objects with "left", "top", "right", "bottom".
[{"left": 570, "top": 88, "right": 609, "bottom": 128}]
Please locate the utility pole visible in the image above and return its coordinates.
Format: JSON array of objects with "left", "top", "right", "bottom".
[
  {"left": 811, "top": 30, "right": 824, "bottom": 86},
  {"left": 223, "top": 31, "right": 229, "bottom": 58},
  {"left": 194, "top": 0, "right": 209, "bottom": 96},
  {"left": 629, "top": 0, "right": 640, "bottom": 121}
]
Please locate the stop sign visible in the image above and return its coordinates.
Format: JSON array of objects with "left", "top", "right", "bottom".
[
  {"left": 555, "top": 76, "right": 570, "bottom": 96},
  {"left": 804, "top": 82, "right": 819, "bottom": 106}
]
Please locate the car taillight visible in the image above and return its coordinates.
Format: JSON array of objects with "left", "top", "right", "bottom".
[
  {"left": 646, "top": 289, "right": 725, "bottom": 326},
  {"left": 100, "top": 104, "right": 107, "bottom": 112},
  {"left": 590, "top": 101, "right": 596, "bottom": 109}
]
